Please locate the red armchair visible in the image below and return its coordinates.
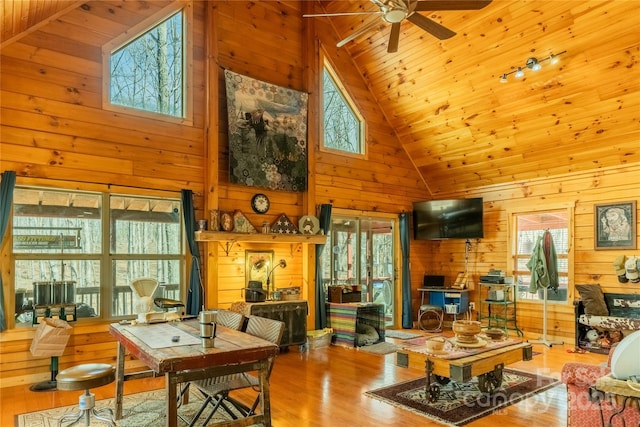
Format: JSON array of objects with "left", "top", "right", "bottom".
[{"left": 561, "top": 346, "right": 640, "bottom": 426}]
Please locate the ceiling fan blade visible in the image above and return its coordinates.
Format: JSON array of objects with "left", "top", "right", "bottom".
[
  {"left": 303, "top": 11, "right": 382, "bottom": 18},
  {"left": 388, "top": 22, "right": 401, "bottom": 53},
  {"left": 414, "top": 1, "right": 492, "bottom": 11},
  {"left": 336, "top": 19, "right": 381, "bottom": 48},
  {"left": 407, "top": 12, "right": 456, "bottom": 39}
]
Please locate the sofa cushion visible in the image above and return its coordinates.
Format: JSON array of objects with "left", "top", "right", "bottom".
[
  {"left": 578, "top": 314, "right": 640, "bottom": 331},
  {"left": 575, "top": 284, "right": 608, "bottom": 316}
]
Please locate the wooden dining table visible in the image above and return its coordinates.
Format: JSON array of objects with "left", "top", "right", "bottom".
[{"left": 109, "top": 319, "right": 279, "bottom": 427}]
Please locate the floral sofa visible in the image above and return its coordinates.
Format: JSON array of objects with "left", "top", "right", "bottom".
[{"left": 561, "top": 342, "right": 640, "bottom": 427}]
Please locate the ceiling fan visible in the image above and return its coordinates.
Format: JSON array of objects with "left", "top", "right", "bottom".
[{"left": 303, "top": 0, "right": 492, "bottom": 53}]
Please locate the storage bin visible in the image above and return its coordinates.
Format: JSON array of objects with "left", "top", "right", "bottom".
[
  {"left": 445, "top": 303, "right": 459, "bottom": 314},
  {"left": 306, "top": 328, "right": 333, "bottom": 349}
]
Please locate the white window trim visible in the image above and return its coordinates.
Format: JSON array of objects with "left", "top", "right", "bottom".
[
  {"left": 101, "top": 1, "right": 193, "bottom": 125},
  {"left": 506, "top": 200, "right": 575, "bottom": 306},
  {"left": 320, "top": 50, "right": 367, "bottom": 159}
]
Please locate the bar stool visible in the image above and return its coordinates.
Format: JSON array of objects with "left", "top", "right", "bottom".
[
  {"left": 56, "top": 363, "right": 116, "bottom": 427},
  {"left": 417, "top": 304, "right": 443, "bottom": 332}
]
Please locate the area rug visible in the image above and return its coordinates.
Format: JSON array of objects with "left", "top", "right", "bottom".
[
  {"left": 365, "top": 368, "right": 560, "bottom": 426},
  {"left": 385, "top": 330, "right": 423, "bottom": 340},
  {"left": 16, "top": 389, "right": 240, "bottom": 426},
  {"left": 358, "top": 341, "right": 400, "bottom": 355}
]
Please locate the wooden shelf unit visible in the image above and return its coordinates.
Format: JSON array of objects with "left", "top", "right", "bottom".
[
  {"left": 195, "top": 231, "right": 326, "bottom": 254},
  {"left": 195, "top": 231, "right": 326, "bottom": 244}
]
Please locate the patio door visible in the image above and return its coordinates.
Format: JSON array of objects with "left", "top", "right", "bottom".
[{"left": 322, "top": 214, "right": 396, "bottom": 326}]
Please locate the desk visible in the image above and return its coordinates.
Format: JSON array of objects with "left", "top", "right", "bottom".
[
  {"left": 326, "top": 303, "right": 385, "bottom": 347},
  {"left": 109, "top": 320, "right": 278, "bottom": 427},
  {"left": 418, "top": 288, "right": 470, "bottom": 318}
]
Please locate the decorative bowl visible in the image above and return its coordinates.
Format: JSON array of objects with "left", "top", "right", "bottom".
[
  {"left": 424, "top": 337, "right": 446, "bottom": 353},
  {"left": 485, "top": 328, "right": 505, "bottom": 340},
  {"left": 452, "top": 320, "right": 482, "bottom": 336}
]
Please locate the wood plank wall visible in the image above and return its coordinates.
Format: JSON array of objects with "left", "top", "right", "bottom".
[
  {"left": 0, "top": 0, "right": 638, "bottom": 388},
  {"left": 409, "top": 165, "right": 640, "bottom": 339}
]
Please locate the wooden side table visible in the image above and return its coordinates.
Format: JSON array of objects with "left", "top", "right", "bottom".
[{"left": 590, "top": 374, "right": 640, "bottom": 427}]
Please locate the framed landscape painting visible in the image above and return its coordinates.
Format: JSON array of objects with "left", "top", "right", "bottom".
[{"left": 594, "top": 201, "right": 636, "bottom": 250}]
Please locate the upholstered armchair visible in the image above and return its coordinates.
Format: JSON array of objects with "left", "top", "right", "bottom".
[{"left": 561, "top": 344, "right": 640, "bottom": 426}]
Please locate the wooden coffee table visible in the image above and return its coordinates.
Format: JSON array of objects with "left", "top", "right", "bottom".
[{"left": 396, "top": 337, "right": 532, "bottom": 402}]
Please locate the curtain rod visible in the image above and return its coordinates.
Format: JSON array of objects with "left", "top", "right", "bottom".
[{"left": 14, "top": 174, "right": 201, "bottom": 196}]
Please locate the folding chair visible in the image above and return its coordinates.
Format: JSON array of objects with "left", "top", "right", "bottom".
[
  {"left": 177, "top": 309, "right": 246, "bottom": 414},
  {"left": 188, "top": 315, "right": 284, "bottom": 426}
]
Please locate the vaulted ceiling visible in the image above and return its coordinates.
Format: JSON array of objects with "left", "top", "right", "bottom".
[{"left": 3, "top": 0, "right": 639, "bottom": 195}]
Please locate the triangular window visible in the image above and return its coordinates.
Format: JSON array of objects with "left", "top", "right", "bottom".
[
  {"left": 104, "top": 6, "right": 189, "bottom": 120},
  {"left": 322, "top": 60, "right": 365, "bottom": 156}
]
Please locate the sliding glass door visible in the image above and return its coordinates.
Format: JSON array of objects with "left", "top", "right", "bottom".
[{"left": 322, "top": 214, "right": 396, "bottom": 326}]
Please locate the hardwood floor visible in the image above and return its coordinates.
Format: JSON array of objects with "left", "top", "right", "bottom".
[{"left": 1, "top": 331, "right": 607, "bottom": 426}]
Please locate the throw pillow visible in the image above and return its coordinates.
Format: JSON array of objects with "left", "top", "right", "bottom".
[{"left": 575, "top": 284, "right": 609, "bottom": 316}]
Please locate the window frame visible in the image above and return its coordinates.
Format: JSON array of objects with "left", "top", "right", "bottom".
[
  {"left": 322, "top": 209, "right": 397, "bottom": 326},
  {"left": 507, "top": 202, "right": 575, "bottom": 305},
  {"left": 10, "top": 185, "right": 186, "bottom": 327},
  {"left": 101, "top": 1, "right": 193, "bottom": 124},
  {"left": 320, "top": 51, "right": 367, "bottom": 158}
]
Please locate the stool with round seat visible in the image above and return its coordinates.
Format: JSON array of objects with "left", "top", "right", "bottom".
[
  {"left": 417, "top": 304, "right": 444, "bottom": 332},
  {"left": 56, "top": 363, "right": 116, "bottom": 426}
]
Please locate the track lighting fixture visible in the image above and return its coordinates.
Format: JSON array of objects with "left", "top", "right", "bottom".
[{"left": 499, "top": 50, "right": 566, "bottom": 83}]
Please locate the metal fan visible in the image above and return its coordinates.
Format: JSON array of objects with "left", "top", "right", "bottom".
[{"left": 303, "top": 0, "right": 492, "bottom": 53}]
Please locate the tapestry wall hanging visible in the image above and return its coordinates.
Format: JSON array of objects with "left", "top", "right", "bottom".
[{"left": 224, "top": 70, "right": 308, "bottom": 192}]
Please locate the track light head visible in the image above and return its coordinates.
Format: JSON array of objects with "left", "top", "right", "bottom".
[
  {"left": 526, "top": 57, "right": 541, "bottom": 71},
  {"left": 499, "top": 51, "right": 566, "bottom": 83}
]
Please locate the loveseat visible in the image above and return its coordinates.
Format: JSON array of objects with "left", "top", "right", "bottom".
[
  {"left": 574, "top": 284, "right": 640, "bottom": 354},
  {"left": 561, "top": 342, "right": 640, "bottom": 427}
]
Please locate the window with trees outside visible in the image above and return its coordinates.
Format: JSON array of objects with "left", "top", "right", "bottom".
[
  {"left": 107, "top": 8, "right": 186, "bottom": 118},
  {"left": 12, "top": 187, "right": 184, "bottom": 327},
  {"left": 321, "top": 59, "right": 365, "bottom": 155},
  {"left": 321, "top": 214, "right": 396, "bottom": 326},
  {"left": 512, "top": 209, "right": 570, "bottom": 303}
]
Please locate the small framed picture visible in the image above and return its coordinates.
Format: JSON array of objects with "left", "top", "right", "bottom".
[
  {"left": 245, "top": 250, "right": 274, "bottom": 288},
  {"left": 594, "top": 201, "right": 636, "bottom": 250}
]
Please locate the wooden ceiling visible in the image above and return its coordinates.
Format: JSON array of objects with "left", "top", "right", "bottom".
[
  {"left": 2, "top": 0, "right": 639, "bottom": 195},
  {"left": 315, "top": 0, "right": 640, "bottom": 194}
]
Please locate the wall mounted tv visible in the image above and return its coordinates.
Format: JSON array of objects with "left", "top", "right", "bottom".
[{"left": 413, "top": 198, "right": 484, "bottom": 240}]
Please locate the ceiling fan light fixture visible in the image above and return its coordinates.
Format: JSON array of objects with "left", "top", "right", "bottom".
[{"left": 383, "top": 8, "right": 408, "bottom": 23}]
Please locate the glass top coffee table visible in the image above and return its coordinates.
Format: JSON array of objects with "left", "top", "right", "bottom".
[{"left": 396, "top": 336, "right": 533, "bottom": 402}]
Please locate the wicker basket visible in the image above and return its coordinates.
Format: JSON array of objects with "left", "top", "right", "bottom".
[
  {"left": 307, "top": 328, "right": 333, "bottom": 350},
  {"left": 452, "top": 320, "right": 482, "bottom": 336}
]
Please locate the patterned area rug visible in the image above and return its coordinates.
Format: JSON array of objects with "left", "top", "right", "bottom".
[
  {"left": 384, "top": 330, "right": 423, "bottom": 340},
  {"left": 15, "top": 389, "right": 243, "bottom": 426},
  {"left": 365, "top": 368, "right": 560, "bottom": 426},
  {"left": 357, "top": 341, "right": 400, "bottom": 355}
]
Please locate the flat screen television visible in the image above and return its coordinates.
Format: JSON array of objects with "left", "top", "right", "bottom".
[{"left": 413, "top": 198, "right": 484, "bottom": 240}]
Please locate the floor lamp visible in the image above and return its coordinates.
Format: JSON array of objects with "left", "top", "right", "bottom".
[{"left": 529, "top": 286, "right": 563, "bottom": 347}]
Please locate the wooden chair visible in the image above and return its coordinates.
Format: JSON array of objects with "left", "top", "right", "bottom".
[
  {"left": 215, "top": 309, "right": 245, "bottom": 331},
  {"left": 187, "top": 315, "right": 284, "bottom": 426}
]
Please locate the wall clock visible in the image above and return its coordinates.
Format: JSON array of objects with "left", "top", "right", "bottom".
[{"left": 251, "top": 193, "right": 270, "bottom": 214}]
